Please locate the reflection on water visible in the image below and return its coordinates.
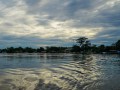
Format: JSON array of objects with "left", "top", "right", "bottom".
[{"left": 0, "top": 54, "right": 120, "bottom": 90}]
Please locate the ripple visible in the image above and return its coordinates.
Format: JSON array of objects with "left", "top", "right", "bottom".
[
  {"left": 0, "top": 85, "right": 11, "bottom": 90},
  {"left": 24, "top": 76, "right": 38, "bottom": 82}
]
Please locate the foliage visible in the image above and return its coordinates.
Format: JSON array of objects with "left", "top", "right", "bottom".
[
  {"left": 76, "top": 37, "right": 88, "bottom": 47},
  {"left": 71, "top": 45, "right": 80, "bottom": 53},
  {"left": 116, "top": 40, "right": 120, "bottom": 50},
  {"left": 0, "top": 38, "right": 120, "bottom": 54},
  {"left": 75, "top": 37, "right": 91, "bottom": 53}
]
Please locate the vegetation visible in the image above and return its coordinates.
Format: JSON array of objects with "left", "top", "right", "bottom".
[
  {"left": 0, "top": 46, "right": 68, "bottom": 53},
  {"left": 75, "top": 37, "right": 91, "bottom": 53},
  {"left": 0, "top": 37, "right": 120, "bottom": 54},
  {"left": 116, "top": 40, "right": 120, "bottom": 50}
]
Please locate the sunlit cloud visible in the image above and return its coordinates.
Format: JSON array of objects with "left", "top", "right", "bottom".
[{"left": 0, "top": 0, "right": 120, "bottom": 48}]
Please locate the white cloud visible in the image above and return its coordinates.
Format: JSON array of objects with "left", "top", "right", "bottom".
[{"left": 0, "top": 0, "right": 120, "bottom": 47}]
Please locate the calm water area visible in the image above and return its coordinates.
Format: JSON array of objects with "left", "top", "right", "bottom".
[{"left": 0, "top": 53, "right": 120, "bottom": 90}]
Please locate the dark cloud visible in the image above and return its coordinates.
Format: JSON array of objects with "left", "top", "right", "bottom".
[
  {"left": 0, "top": 0, "right": 16, "bottom": 7},
  {"left": 98, "top": 3, "right": 120, "bottom": 27},
  {"left": 0, "top": 0, "right": 120, "bottom": 47},
  {"left": 65, "top": 0, "right": 95, "bottom": 16},
  {"left": 25, "top": 0, "right": 41, "bottom": 6},
  {"left": 91, "top": 27, "right": 120, "bottom": 45}
]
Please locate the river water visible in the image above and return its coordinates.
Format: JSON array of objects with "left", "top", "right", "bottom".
[{"left": 0, "top": 53, "right": 120, "bottom": 90}]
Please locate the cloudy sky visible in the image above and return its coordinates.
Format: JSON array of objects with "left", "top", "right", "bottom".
[{"left": 0, "top": 0, "right": 120, "bottom": 48}]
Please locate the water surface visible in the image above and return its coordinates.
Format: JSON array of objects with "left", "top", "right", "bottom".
[{"left": 0, "top": 53, "right": 120, "bottom": 90}]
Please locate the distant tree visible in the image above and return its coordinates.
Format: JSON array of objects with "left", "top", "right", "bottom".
[
  {"left": 104, "top": 46, "right": 109, "bottom": 52},
  {"left": 98, "top": 45, "right": 105, "bottom": 53},
  {"left": 6, "top": 47, "right": 15, "bottom": 53},
  {"left": 24, "top": 47, "right": 36, "bottom": 53},
  {"left": 83, "top": 40, "right": 91, "bottom": 50},
  {"left": 15, "top": 47, "right": 24, "bottom": 53},
  {"left": 76, "top": 37, "right": 88, "bottom": 48},
  {"left": 46, "top": 47, "right": 60, "bottom": 53},
  {"left": 37, "top": 47, "right": 45, "bottom": 53},
  {"left": 76, "top": 37, "right": 91, "bottom": 53},
  {"left": 116, "top": 40, "right": 120, "bottom": 50},
  {"left": 91, "top": 45, "right": 98, "bottom": 53},
  {"left": 46, "top": 46, "right": 67, "bottom": 53},
  {"left": 71, "top": 45, "right": 80, "bottom": 53},
  {"left": 109, "top": 43, "right": 116, "bottom": 50}
]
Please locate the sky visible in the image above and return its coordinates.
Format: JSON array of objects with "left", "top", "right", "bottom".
[{"left": 0, "top": 0, "right": 120, "bottom": 48}]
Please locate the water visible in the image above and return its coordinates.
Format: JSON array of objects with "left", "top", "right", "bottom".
[{"left": 0, "top": 53, "right": 120, "bottom": 90}]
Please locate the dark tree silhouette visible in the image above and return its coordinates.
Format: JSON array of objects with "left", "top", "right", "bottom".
[
  {"left": 71, "top": 45, "right": 80, "bottom": 53},
  {"left": 116, "top": 40, "right": 120, "bottom": 50},
  {"left": 0, "top": 39, "right": 120, "bottom": 54},
  {"left": 37, "top": 47, "right": 45, "bottom": 53},
  {"left": 75, "top": 37, "right": 91, "bottom": 53},
  {"left": 76, "top": 37, "right": 88, "bottom": 48}
]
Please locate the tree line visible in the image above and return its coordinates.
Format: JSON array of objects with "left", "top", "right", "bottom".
[
  {"left": 71, "top": 37, "right": 120, "bottom": 54},
  {"left": 0, "top": 37, "right": 120, "bottom": 54},
  {"left": 0, "top": 47, "right": 68, "bottom": 53}
]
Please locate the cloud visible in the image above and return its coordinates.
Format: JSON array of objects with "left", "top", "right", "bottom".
[{"left": 0, "top": 0, "right": 120, "bottom": 48}]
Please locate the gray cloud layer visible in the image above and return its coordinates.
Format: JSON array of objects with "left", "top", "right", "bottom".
[{"left": 0, "top": 0, "right": 120, "bottom": 48}]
